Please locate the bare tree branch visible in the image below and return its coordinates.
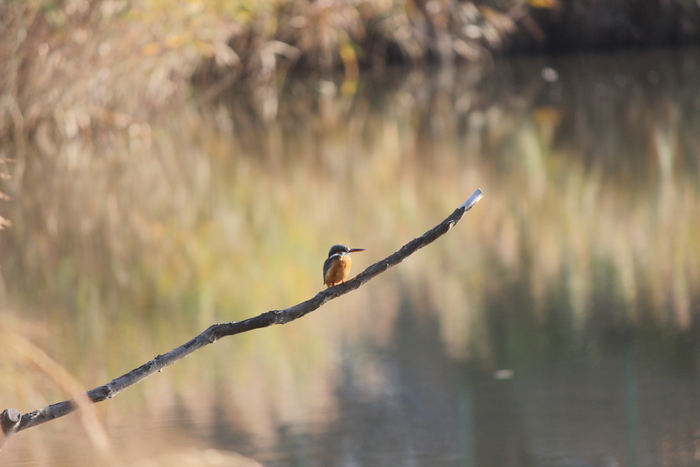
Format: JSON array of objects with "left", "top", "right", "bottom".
[{"left": 1, "top": 189, "right": 483, "bottom": 444}]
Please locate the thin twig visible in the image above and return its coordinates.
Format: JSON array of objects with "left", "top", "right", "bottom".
[{"left": 2, "top": 189, "right": 483, "bottom": 441}]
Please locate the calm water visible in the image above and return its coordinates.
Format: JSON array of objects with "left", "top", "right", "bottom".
[{"left": 1, "top": 48, "right": 700, "bottom": 466}]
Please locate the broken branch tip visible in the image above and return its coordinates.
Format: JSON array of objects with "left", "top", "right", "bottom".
[{"left": 460, "top": 189, "right": 484, "bottom": 211}]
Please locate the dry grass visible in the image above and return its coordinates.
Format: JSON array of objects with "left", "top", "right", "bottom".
[{"left": 0, "top": 0, "right": 536, "bottom": 146}]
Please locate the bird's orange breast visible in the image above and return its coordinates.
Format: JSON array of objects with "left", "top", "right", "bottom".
[{"left": 324, "top": 255, "right": 352, "bottom": 287}]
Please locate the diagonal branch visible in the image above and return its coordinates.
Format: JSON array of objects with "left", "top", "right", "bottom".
[{"left": 1, "top": 189, "right": 483, "bottom": 443}]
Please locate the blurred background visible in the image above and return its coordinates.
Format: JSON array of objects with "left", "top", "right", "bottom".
[{"left": 1, "top": 0, "right": 700, "bottom": 465}]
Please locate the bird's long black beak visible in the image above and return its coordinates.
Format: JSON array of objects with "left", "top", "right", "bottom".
[{"left": 348, "top": 248, "right": 366, "bottom": 253}]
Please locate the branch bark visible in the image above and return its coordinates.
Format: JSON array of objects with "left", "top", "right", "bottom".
[
  {"left": 1, "top": 189, "right": 483, "bottom": 444},
  {"left": 0, "top": 409, "right": 21, "bottom": 450}
]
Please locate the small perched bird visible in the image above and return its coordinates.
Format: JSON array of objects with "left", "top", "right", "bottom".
[{"left": 323, "top": 244, "right": 365, "bottom": 287}]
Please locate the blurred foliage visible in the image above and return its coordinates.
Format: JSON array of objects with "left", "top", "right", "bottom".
[{"left": 3, "top": 0, "right": 700, "bottom": 145}]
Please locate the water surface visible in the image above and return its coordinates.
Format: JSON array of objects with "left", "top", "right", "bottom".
[{"left": 1, "top": 48, "right": 699, "bottom": 466}]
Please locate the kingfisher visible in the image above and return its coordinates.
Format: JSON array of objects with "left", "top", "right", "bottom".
[{"left": 323, "top": 244, "right": 365, "bottom": 287}]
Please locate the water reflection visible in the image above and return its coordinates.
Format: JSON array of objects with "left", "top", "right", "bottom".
[{"left": 1, "top": 48, "right": 699, "bottom": 466}]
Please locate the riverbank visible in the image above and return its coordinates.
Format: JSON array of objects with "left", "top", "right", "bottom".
[{"left": 2, "top": 0, "right": 700, "bottom": 147}]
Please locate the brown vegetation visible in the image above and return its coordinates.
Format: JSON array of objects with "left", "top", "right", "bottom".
[{"left": 4, "top": 0, "right": 700, "bottom": 147}]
